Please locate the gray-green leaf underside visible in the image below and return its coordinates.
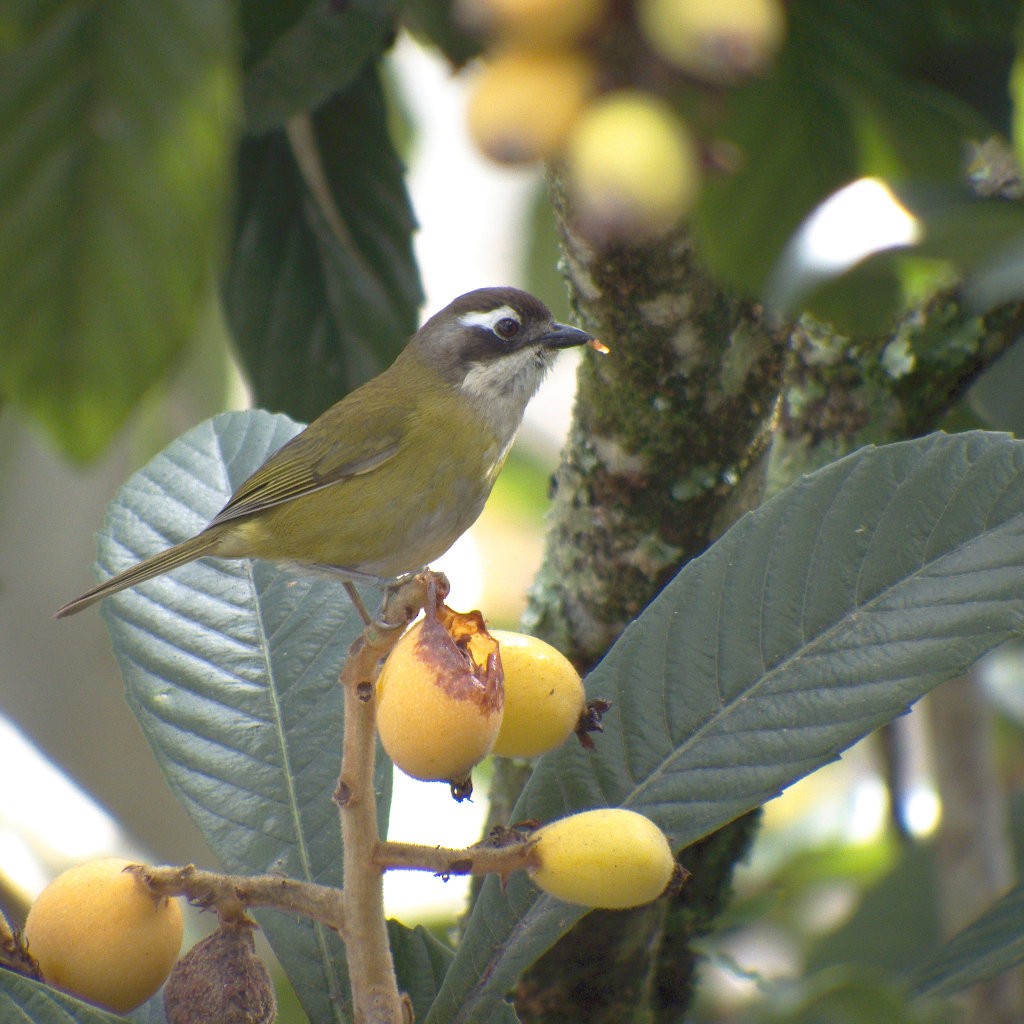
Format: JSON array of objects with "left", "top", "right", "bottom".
[
  {"left": 94, "top": 411, "right": 385, "bottom": 1024},
  {"left": 427, "top": 430, "right": 1024, "bottom": 1022}
]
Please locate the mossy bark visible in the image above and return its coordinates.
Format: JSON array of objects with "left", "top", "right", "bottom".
[
  {"left": 497, "top": 178, "right": 787, "bottom": 1021},
  {"left": 524, "top": 178, "right": 788, "bottom": 659},
  {"left": 770, "top": 294, "right": 1024, "bottom": 490}
]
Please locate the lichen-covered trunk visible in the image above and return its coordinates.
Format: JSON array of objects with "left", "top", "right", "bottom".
[{"left": 495, "top": 177, "right": 787, "bottom": 1022}]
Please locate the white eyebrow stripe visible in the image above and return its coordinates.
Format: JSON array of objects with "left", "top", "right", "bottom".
[{"left": 459, "top": 305, "right": 519, "bottom": 331}]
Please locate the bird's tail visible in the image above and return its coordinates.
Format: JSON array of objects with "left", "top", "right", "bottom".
[{"left": 55, "top": 531, "right": 220, "bottom": 618}]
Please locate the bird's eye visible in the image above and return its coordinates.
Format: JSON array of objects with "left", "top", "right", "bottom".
[{"left": 493, "top": 317, "right": 520, "bottom": 340}]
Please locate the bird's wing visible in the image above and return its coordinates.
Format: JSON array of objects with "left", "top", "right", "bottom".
[{"left": 209, "top": 397, "right": 407, "bottom": 526}]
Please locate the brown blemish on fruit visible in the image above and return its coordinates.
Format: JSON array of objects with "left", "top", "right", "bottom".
[{"left": 411, "top": 604, "right": 505, "bottom": 715}]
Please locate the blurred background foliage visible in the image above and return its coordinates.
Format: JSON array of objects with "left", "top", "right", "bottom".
[{"left": 4, "top": 0, "right": 1024, "bottom": 1021}]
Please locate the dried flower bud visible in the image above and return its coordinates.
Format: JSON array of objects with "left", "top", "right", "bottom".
[{"left": 163, "top": 921, "right": 276, "bottom": 1024}]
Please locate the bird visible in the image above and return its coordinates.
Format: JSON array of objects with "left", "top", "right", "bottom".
[{"left": 56, "top": 286, "right": 603, "bottom": 620}]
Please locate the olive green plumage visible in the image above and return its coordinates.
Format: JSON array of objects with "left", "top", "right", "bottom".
[{"left": 57, "top": 287, "right": 596, "bottom": 618}]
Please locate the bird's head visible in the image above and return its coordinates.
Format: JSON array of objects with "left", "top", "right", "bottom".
[{"left": 413, "top": 287, "right": 599, "bottom": 433}]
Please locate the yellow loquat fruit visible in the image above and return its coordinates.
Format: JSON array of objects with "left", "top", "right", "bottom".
[
  {"left": 25, "top": 858, "right": 183, "bottom": 1012},
  {"left": 530, "top": 808, "right": 676, "bottom": 908},
  {"left": 490, "top": 630, "right": 585, "bottom": 758}
]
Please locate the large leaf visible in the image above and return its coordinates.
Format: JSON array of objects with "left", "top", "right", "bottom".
[
  {"left": 0, "top": 1, "right": 236, "bottom": 460},
  {"left": 426, "top": 431, "right": 1024, "bottom": 1023},
  {"left": 693, "top": 0, "right": 992, "bottom": 307},
  {"left": 767, "top": 186, "right": 1024, "bottom": 330},
  {"left": 1011, "top": 27, "right": 1024, "bottom": 171},
  {"left": 224, "top": 66, "right": 421, "bottom": 421},
  {"left": 806, "top": 842, "right": 940, "bottom": 977},
  {"left": 91, "top": 411, "right": 390, "bottom": 1024},
  {"left": 241, "top": 0, "right": 396, "bottom": 133},
  {"left": 0, "top": 971, "right": 129, "bottom": 1024},
  {"left": 386, "top": 924, "right": 520, "bottom": 1024},
  {"left": 388, "top": 924, "right": 454, "bottom": 1023},
  {"left": 910, "top": 882, "right": 1024, "bottom": 1000},
  {"left": 398, "top": 0, "right": 481, "bottom": 67}
]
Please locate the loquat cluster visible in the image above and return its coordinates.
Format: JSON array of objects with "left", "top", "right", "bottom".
[
  {"left": 460, "top": 0, "right": 786, "bottom": 239},
  {"left": 375, "top": 601, "right": 590, "bottom": 794},
  {"left": 11, "top": 606, "right": 680, "bottom": 1016},
  {"left": 375, "top": 599, "right": 681, "bottom": 909}
]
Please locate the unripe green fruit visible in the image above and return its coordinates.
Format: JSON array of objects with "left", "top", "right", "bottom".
[
  {"left": 490, "top": 630, "right": 584, "bottom": 757},
  {"left": 376, "top": 608, "right": 504, "bottom": 786},
  {"left": 638, "top": 0, "right": 785, "bottom": 83},
  {"left": 531, "top": 809, "right": 674, "bottom": 908},
  {"left": 566, "top": 90, "right": 700, "bottom": 238},
  {"left": 468, "top": 49, "right": 596, "bottom": 164},
  {"left": 25, "top": 858, "right": 184, "bottom": 1012}
]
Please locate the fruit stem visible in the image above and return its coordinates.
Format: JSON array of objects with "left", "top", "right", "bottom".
[
  {"left": 373, "top": 838, "right": 539, "bottom": 877},
  {"left": 140, "top": 864, "right": 346, "bottom": 930},
  {"left": 0, "top": 906, "right": 40, "bottom": 980}
]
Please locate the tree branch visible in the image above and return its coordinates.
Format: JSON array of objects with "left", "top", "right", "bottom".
[
  {"left": 141, "top": 864, "right": 347, "bottom": 932},
  {"left": 335, "top": 575, "right": 439, "bottom": 1024}
]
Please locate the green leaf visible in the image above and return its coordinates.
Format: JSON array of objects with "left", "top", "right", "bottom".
[
  {"left": 969, "top": 336, "right": 1024, "bottom": 434},
  {"left": 693, "top": 0, "right": 988, "bottom": 303},
  {"left": 125, "top": 999, "right": 166, "bottom": 1024},
  {"left": 693, "top": 44, "right": 855, "bottom": 297},
  {"left": 1011, "top": 41, "right": 1024, "bottom": 172},
  {"left": 523, "top": 183, "right": 574, "bottom": 324},
  {"left": 387, "top": 924, "right": 456, "bottom": 1022},
  {"left": 398, "top": 0, "right": 481, "bottom": 67},
  {"left": 0, "top": 970, "right": 128, "bottom": 1023},
  {"left": 0, "top": 1, "right": 237, "bottom": 461},
  {"left": 807, "top": 843, "right": 940, "bottom": 976},
  {"left": 772, "top": 250, "right": 908, "bottom": 337},
  {"left": 241, "top": 0, "right": 396, "bottom": 133},
  {"left": 386, "top": 923, "right": 521, "bottom": 1024},
  {"left": 224, "top": 67, "right": 422, "bottom": 421},
  {"left": 93, "top": 410, "right": 390, "bottom": 1024},
  {"left": 966, "top": 234, "right": 1024, "bottom": 311},
  {"left": 426, "top": 430, "right": 1024, "bottom": 1023},
  {"left": 910, "top": 883, "right": 1024, "bottom": 1000},
  {"left": 767, "top": 188, "right": 1024, "bottom": 330},
  {"left": 908, "top": 0, "right": 1016, "bottom": 133},
  {"left": 765, "top": 965, "right": 938, "bottom": 1024}
]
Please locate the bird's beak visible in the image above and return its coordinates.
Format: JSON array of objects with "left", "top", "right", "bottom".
[{"left": 539, "top": 322, "right": 605, "bottom": 351}]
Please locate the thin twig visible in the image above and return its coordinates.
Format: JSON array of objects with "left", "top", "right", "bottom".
[
  {"left": 373, "top": 838, "right": 538, "bottom": 878},
  {"left": 137, "top": 827, "right": 538, "bottom": 934},
  {"left": 141, "top": 865, "right": 346, "bottom": 932}
]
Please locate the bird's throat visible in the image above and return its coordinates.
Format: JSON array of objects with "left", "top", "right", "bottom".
[{"left": 459, "top": 347, "right": 550, "bottom": 444}]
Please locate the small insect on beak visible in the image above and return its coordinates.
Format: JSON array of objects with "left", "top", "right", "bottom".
[{"left": 587, "top": 338, "right": 610, "bottom": 354}]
